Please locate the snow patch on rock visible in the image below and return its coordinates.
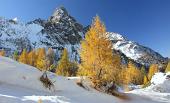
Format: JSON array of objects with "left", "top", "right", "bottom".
[{"left": 146, "top": 72, "right": 170, "bottom": 93}]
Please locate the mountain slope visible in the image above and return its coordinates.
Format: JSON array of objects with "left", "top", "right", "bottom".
[
  {"left": 107, "top": 32, "right": 167, "bottom": 66},
  {"left": 0, "top": 7, "right": 167, "bottom": 66},
  {"left": 0, "top": 56, "right": 165, "bottom": 103},
  {"left": 0, "top": 7, "right": 85, "bottom": 61}
]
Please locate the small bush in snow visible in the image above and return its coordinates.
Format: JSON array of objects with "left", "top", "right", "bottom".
[{"left": 40, "top": 72, "right": 54, "bottom": 90}]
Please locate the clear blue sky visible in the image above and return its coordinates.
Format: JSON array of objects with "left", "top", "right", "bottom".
[{"left": 0, "top": 0, "right": 170, "bottom": 57}]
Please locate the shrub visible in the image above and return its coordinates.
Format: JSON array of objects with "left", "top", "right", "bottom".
[{"left": 40, "top": 72, "right": 54, "bottom": 90}]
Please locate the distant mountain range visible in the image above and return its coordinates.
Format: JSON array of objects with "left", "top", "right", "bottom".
[{"left": 0, "top": 7, "right": 168, "bottom": 67}]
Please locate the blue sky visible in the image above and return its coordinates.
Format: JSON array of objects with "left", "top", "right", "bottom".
[{"left": 0, "top": 0, "right": 170, "bottom": 57}]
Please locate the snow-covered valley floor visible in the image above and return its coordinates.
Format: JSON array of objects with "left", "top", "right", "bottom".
[
  {"left": 129, "top": 89, "right": 170, "bottom": 103},
  {"left": 0, "top": 56, "right": 169, "bottom": 103}
]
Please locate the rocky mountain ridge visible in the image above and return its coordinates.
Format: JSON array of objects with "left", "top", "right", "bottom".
[{"left": 0, "top": 7, "right": 168, "bottom": 66}]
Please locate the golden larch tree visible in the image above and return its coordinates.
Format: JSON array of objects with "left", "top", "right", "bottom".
[
  {"left": 36, "top": 48, "right": 46, "bottom": 71},
  {"left": 143, "top": 75, "right": 149, "bottom": 85},
  {"left": 28, "top": 50, "right": 37, "bottom": 66},
  {"left": 0, "top": 49, "right": 6, "bottom": 56},
  {"left": 123, "top": 61, "right": 143, "bottom": 87},
  {"left": 148, "top": 64, "right": 158, "bottom": 81},
  {"left": 46, "top": 48, "right": 55, "bottom": 69},
  {"left": 56, "top": 48, "right": 72, "bottom": 76},
  {"left": 165, "top": 60, "right": 170, "bottom": 73},
  {"left": 123, "top": 61, "right": 135, "bottom": 85},
  {"left": 19, "top": 49, "right": 28, "bottom": 64},
  {"left": 78, "top": 16, "right": 118, "bottom": 88}
]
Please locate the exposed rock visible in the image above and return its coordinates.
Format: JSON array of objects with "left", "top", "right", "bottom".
[{"left": 0, "top": 7, "right": 168, "bottom": 67}]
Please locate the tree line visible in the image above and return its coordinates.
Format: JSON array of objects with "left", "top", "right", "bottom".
[{"left": 0, "top": 47, "right": 78, "bottom": 77}]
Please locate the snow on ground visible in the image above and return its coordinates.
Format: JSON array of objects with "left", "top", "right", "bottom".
[
  {"left": 129, "top": 72, "right": 170, "bottom": 103},
  {"left": 0, "top": 56, "right": 168, "bottom": 103},
  {"left": 149, "top": 72, "right": 170, "bottom": 92}
]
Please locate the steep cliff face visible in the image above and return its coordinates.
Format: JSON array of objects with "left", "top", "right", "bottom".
[{"left": 0, "top": 7, "right": 86, "bottom": 61}]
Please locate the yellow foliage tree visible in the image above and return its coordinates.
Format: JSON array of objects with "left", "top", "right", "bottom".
[
  {"left": 165, "top": 60, "right": 170, "bottom": 73},
  {"left": 0, "top": 49, "right": 6, "bottom": 56},
  {"left": 112, "top": 52, "right": 122, "bottom": 71},
  {"left": 123, "top": 61, "right": 143, "bottom": 86},
  {"left": 117, "top": 63, "right": 127, "bottom": 84},
  {"left": 148, "top": 64, "right": 158, "bottom": 81},
  {"left": 140, "top": 66, "right": 148, "bottom": 85},
  {"left": 56, "top": 48, "right": 74, "bottom": 76},
  {"left": 134, "top": 68, "right": 143, "bottom": 85},
  {"left": 78, "top": 16, "right": 119, "bottom": 87},
  {"left": 28, "top": 50, "right": 37, "bottom": 66},
  {"left": 36, "top": 48, "right": 46, "bottom": 71},
  {"left": 143, "top": 75, "right": 148, "bottom": 85},
  {"left": 123, "top": 61, "right": 135, "bottom": 85},
  {"left": 19, "top": 49, "right": 28, "bottom": 64}
]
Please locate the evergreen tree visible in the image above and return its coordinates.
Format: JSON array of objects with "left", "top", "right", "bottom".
[
  {"left": 49, "top": 64, "right": 56, "bottom": 72},
  {"left": 78, "top": 16, "right": 119, "bottom": 88},
  {"left": 13, "top": 51, "right": 19, "bottom": 61},
  {"left": 46, "top": 48, "right": 55, "bottom": 69},
  {"left": 19, "top": 49, "right": 28, "bottom": 64},
  {"left": 141, "top": 66, "right": 146, "bottom": 76},
  {"left": 135, "top": 67, "right": 144, "bottom": 85},
  {"left": 69, "top": 61, "right": 78, "bottom": 76},
  {"left": 140, "top": 66, "right": 147, "bottom": 84}
]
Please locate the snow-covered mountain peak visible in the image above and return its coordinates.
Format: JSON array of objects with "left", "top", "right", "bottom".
[
  {"left": 49, "top": 6, "right": 69, "bottom": 23},
  {"left": 107, "top": 32, "right": 126, "bottom": 41},
  {"left": 12, "top": 17, "right": 18, "bottom": 22},
  {"left": 0, "top": 7, "right": 87, "bottom": 62},
  {"left": 107, "top": 32, "right": 167, "bottom": 66}
]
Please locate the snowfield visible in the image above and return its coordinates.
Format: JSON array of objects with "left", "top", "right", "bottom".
[
  {"left": 0, "top": 56, "right": 169, "bottom": 103},
  {"left": 129, "top": 72, "right": 170, "bottom": 103}
]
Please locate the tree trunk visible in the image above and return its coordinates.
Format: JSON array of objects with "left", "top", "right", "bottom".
[{"left": 94, "top": 68, "right": 102, "bottom": 88}]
